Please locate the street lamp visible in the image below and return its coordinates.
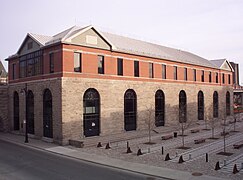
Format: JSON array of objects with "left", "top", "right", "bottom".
[{"left": 21, "top": 83, "right": 28, "bottom": 143}]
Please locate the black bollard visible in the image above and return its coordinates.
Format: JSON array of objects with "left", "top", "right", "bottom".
[
  {"left": 137, "top": 149, "right": 142, "bottom": 156},
  {"left": 178, "top": 155, "right": 185, "bottom": 163},
  {"left": 206, "top": 153, "right": 208, "bottom": 162},
  {"left": 161, "top": 146, "right": 164, "bottom": 155},
  {"left": 127, "top": 141, "right": 129, "bottom": 149},
  {"left": 233, "top": 164, "right": 239, "bottom": 174},
  {"left": 127, "top": 147, "right": 132, "bottom": 153},
  {"left": 215, "top": 161, "right": 220, "bottom": 170},
  {"left": 165, "top": 153, "right": 171, "bottom": 161},
  {"left": 97, "top": 142, "right": 102, "bottom": 148},
  {"left": 105, "top": 143, "right": 111, "bottom": 149}
]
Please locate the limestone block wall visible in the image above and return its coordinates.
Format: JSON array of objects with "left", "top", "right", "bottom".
[
  {"left": 0, "top": 85, "right": 9, "bottom": 132},
  {"left": 8, "top": 78, "right": 62, "bottom": 144},
  {"left": 61, "top": 77, "right": 233, "bottom": 143}
]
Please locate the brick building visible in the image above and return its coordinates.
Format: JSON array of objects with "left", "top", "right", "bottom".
[{"left": 6, "top": 25, "right": 233, "bottom": 144}]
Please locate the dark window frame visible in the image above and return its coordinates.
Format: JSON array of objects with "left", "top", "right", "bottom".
[
  {"left": 149, "top": 63, "right": 154, "bottom": 78},
  {"left": 179, "top": 90, "right": 187, "bottom": 123},
  {"left": 193, "top": 69, "right": 196, "bottom": 81},
  {"left": 98, "top": 55, "right": 104, "bottom": 74},
  {"left": 216, "top": 72, "right": 219, "bottom": 83},
  {"left": 174, "top": 66, "right": 177, "bottom": 80},
  {"left": 134, "top": 61, "right": 139, "bottom": 77},
  {"left": 49, "top": 53, "right": 54, "bottom": 73},
  {"left": 162, "top": 64, "right": 166, "bottom": 79},
  {"left": 184, "top": 67, "right": 187, "bottom": 81},
  {"left": 226, "top": 91, "right": 230, "bottom": 116},
  {"left": 198, "top": 91, "right": 204, "bottom": 120},
  {"left": 213, "top": 91, "right": 218, "bottom": 118},
  {"left": 222, "top": 73, "right": 225, "bottom": 84},
  {"left": 209, "top": 72, "right": 212, "bottom": 83},
  {"left": 74, "top": 52, "right": 82, "bottom": 72},
  {"left": 12, "top": 64, "right": 16, "bottom": 80},
  {"left": 117, "top": 58, "right": 123, "bottom": 76},
  {"left": 228, "top": 74, "right": 231, "bottom": 84},
  {"left": 201, "top": 70, "right": 204, "bottom": 82}
]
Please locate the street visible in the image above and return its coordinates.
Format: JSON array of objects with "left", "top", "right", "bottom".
[{"left": 0, "top": 140, "right": 164, "bottom": 180}]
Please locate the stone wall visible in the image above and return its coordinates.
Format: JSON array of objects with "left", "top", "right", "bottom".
[
  {"left": 0, "top": 85, "right": 9, "bottom": 132},
  {"left": 61, "top": 77, "right": 233, "bottom": 144},
  {"left": 8, "top": 78, "right": 63, "bottom": 144}
]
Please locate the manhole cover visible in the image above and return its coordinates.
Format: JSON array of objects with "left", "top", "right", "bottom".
[{"left": 192, "top": 172, "right": 203, "bottom": 176}]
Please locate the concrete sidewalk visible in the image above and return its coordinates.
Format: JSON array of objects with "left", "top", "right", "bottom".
[{"left": 0, "top": 132, "right": 227, "bottom": 180}]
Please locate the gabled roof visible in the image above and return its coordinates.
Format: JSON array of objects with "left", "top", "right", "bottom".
[
  {"left": 7, "top": 25, "right": 222, "bottom": 69},
  {"left": 210, "top": 59, "right": 234, "bottom": 72},
  {"left": 0, "top": 60, "right": 7, "bottom": 77}
]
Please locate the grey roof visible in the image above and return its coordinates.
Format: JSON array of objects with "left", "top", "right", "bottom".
[
  {"left": 29, "top": 33, "right": 52, "bottom": 46},
  {"left": 9, "top": 25, "right": 219, "bottom": 68},
  {"left": 102, "top": 31, "right": 216, "bottom": 68},
  {"left": 0, "top": 60, "right": 7, "bottom": 77},
  {"left": 210, "top": 59, "right": 226, "bottom": 68}
]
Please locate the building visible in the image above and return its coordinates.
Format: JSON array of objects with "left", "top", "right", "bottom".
[
  {"left": 0, "top": 60, "right": 7, "bottom": 84},
  {"left": 6, "top": 25, "right": 233, "bottom": 144}
]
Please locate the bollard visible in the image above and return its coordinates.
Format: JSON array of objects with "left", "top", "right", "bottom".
[
  {"left": 105, "top": 143, "right": 111, "bottom": 149},
  {"left": 165, "top": 153, "right": 171, "bottom": 161},
  {"left": 127, "top": 147, "right": 132, "bottom": 153},
  {"left": 137, "top": 149, "right": 142, "bottom": 156},
  {"left": 178, "top": 155, "right": 185, "bottom": 163},
  {"left": 97, "top": 142, "right": 102, "bottom": 148},
  {"left": 215, "top": 161, "right": 220, "bottom": 170},
  {"left": 224, "top": 160, "right": 226, "bottom": 166},
  {"left": 127, "top": 141, "right": 129, "bottom": 149},
  {"left": 206, "top": 153, "right": 208, "bottom": 162},
  {"left": 233, "top": 164, "right": 239, "bottom": 174},
  {"left": 161, "top": 146, "right": 164, "bottom": 155}
]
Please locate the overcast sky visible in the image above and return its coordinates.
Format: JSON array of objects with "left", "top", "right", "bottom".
[{"left": 0, "top": 0, "right": 242, "bottom": 84}]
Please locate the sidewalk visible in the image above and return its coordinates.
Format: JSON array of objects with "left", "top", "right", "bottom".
[{"left": 0, "top": 132, "right": 227, "bottom": 180}]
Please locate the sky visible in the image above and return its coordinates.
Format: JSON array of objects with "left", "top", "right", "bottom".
[{"left": 0, "top": 0, "right": 243, "bottom": 84}]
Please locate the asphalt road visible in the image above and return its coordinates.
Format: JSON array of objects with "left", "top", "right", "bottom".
[{"left": 0, "top": 140, "right": 165, "bottom": 180}]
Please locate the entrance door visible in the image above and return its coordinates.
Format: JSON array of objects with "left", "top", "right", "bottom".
[
  {"left": 124, "top": 89, "right": 137, "bottom": 131},
  {"left": 13, "top": 92, "right": 20, "bottom": 130},
  {"left": 83, "top": 88, "right": 100, "bottom": 137},
  {"left": 43, "top": 89, "right": 53, "bottom": 138}
]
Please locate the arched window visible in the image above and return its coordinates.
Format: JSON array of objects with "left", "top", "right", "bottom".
[
  {"left": 124, "top": 89, "right": 137, "bottom": 131},
  {"left": 43, "top": 89, "right": 53, "bottom": 138},
  {"left": 27, "top": 90, "right": 34, "bottom": 134},
  {"left": 213, "top": 91, "right": 218, "bottom": 118},
  {"left": 226, "top": 91, "right": 230, "bottom": 116},
  {"left": 83, "top": 88, "right": 100, "bottom": 137},
  {"left": 13, "top": 91, "right": 20, "bottom": 130},
  {"left": 155, "top": 90, "right": 165, "bottom": 126},
  {"left": 179, "top": 90, "right": 187, "bottom": 123},
  {"left": 198, "top": 91, "right": 204, "bottom": 120}
]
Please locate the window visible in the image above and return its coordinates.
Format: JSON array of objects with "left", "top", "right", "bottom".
[
  {"left": 83, "top": 88, "right": 100, "bottom": 137},
  {"left": 193, "top": 69, "right": 196, "bottom": 81},
  {"left": 201, "top": 70, "right": 204, "bottom": 82},
  {"left": 179, "top": 90, "right": 187, "bottom": 123},
  {"left": 228, "top": 74, "right": 231, "bottom": 84},
  {"left": 13, "top": 92, "right": 19, "bottom": 130},
  {"left": 162, "top": 64, "right": 166, "bottom": 79},
  {"left": 117, "top": 58, "right": 123, "bottom": 76},
  {"left": 149, "top": 63, "right": 154, "bottom": 78},
  {"left": 124, "top": 89, "right": 137, "bottom": 131},
  {"left": 134, "top": 61, "right": 139, "bottom": 77},
  {"left": 98, "top": 55, "right": 104, "bottom": 74},
  {"left": 209, "top": 72, "right": 212, "bottom": 83},
  {"left": 49, "top": 53, "right": 54, "bottom": 73},
  {"left": 155, "top": 90, "right": 165, "bottom": 126},
  {"left": 74, "top": 53, "right": 82, "bottom": 72},
  {"left": 43, "top": 89, "right": 53, "bottom": 138},
  {"left": 198, "top": 91, "right": 204, "bottom": 120},
  {"left": 174, "top": 66, "right": 177, "bottom": 80},
  {"left": 12, "top": 64, "right": 16, "bottom": 80},
  {"left": 184, "top": 68, "right": 187, "bottom": 81},
  {"left": 222, "top": 73, "right": 225, "bottom": 84},
  {"left": 213, "top": 91, "right": 218, "bottom": 118},
  {"left": 226, "top": 91, "right": 230, "bottom": 116},
  {"left": 27, "top": 90, "right": 35, "bottom": 134},
  {"left": 19, "top": 50, "right": 43, "bottom": 78},
  {"left": 216, "top": 72, "right": 218, "bottom": 83}
]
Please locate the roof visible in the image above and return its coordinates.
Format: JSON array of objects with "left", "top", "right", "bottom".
[
  {"left": 7, "top": 25, "right": 221, "bottom": 69},
  {"left": 0, "top": 60, "right": 7, "bottom": 77},
  {"left": 210, "top": 59, "right": 234, "bottom": 72}
]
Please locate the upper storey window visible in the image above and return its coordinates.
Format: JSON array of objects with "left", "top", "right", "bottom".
[
  {"left": 193, "top": 69, "right": 196, "bottom": 81},
  {"left": 209, "top": 72, "right": 212, "bottom": 83},
  {"left": 49, "top": 53, "right": 54, "bottom": 73},
  {"left": 216, "top": 72, "right": 219, "bottom": 83},
  {"left": 222, "top": 73, "right": 225, "bottom": 84},
  {"left": 162, "top": 64, "right": 166, "bottom": 79},
  {"left": 174, "top": 66, "right": 177, "bottom": 80},
  {"left": 134, "top": 61, "right": 139, "bottom": 77},
  {"left": 74, "top": 53, "right": 82, "bottom": 72},
  {"left": 19, "top": 50, "right": 43, "bottom": 78},
  {"left": 117, "top": 58, "right": 123, "bottom": 76},
  {"left": 184, "top": 68, "right": 187, "bottom": 81},
  {"left": 98, "top": 55, "right": 104, "bottom": 74},
  {"left": 149, "top": 63, "right": 154, "bottom": 78},
  {"left": 201, "top": 70, "right": 204, "bottom": 82}
]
